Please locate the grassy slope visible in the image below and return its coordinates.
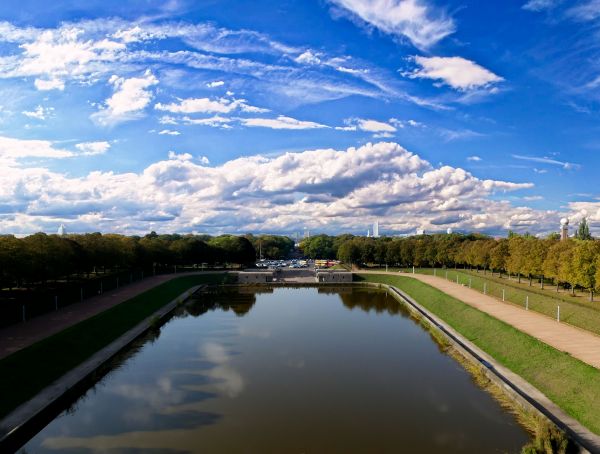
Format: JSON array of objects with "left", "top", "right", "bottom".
[
  {"left": 366, "top": 267, "right": 600, "bottom": 337},
  {"left": 357, "top": 273, "right": 600, "bottom": 435},
  {"left": 0, "top": 273, "right": 228, "bottom": 419}
]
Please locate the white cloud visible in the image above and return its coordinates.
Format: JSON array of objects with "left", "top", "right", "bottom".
[
  {"left": 206, "top": 80, "right": 225, "bottom": 88},
  {"left": 512, "top": 154, "right": 581, "bottom": 170},
  {"left": 75, "top": 141, "right": 111, "bottom": 156},
  {"left": 566, "top": 0, "right": 600, "bottom": 21},
  {"left": 159, "top": 115, "right": 178, "bottom": 125},
  {"left": 168, "top": 150, "right": 193, "bottom": 161},
  {"left": 34, "top": 78, "right": 65, "bottom": 91},
  {"left": 158, "top": 129, "right": 181, "bottom": 135},
  {"left": 22, "top": 105, "right": 54, "bottom": 120},
  {"left": 181, "top": 115, "right": 234, "bottom": 129},
  {"left": 0, "top": 18, "right": 436, "bottom": 110},
  {"left": 295, "top": 50, "right": 322, "bottom": 65},
  {"left": 389, "top": 118, "right": 424, "bottom": 128},
  {"left": 339, "top": 118, "right": 397, "bottom": 133},
  {"left": 155, "top": 96, "right": 268, "bottom": 114},
  {"left": 406, "top": 56, "right": 503, "bottom": 91},
  {"left": 240, "top": 115, "right": 329, "bottom": 130},
  {"left": 522, "top": 0, "right": 562, "bottom": 11},
  {"left": 92, "top": 70, "right": 158, "bottom": 126},
  {"left": 328, "top": 0, "right": 455, "bottom": 49},
  {"left": 0, "top": 141, "right": 555, "bottom": 237},
  {"left": 3, "top": 24, "right": 126, "bottom": 90},
  {"left": 438, "top": 128, "right": 483, "bottom": 141},
  {"left": 0, "top": 135, "right": 74, "bottom": 165},
  {"left": 467, "top": 155, "right": 482, "bottom": 162}
]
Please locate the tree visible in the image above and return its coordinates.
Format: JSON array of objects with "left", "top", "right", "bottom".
[
  {"left": 337, "top": 239, "right": 361, "bottom": 266},
  {"left": 557, "top": 242, "right": 577, "bottom": 295},
  {"left": 543, "top": 240, "right": 570, "bottom": 292},
  {"left": 572, "top": 240, "right": 600, "bottom": 301},
  {"left": 576, "top": 218, "right": 592, "bottom": 240},
  {"left": 506, "top": 236, "right": 526, "bottom": 282},
  {"left": 489, "top": 239, "right": 508, "bottom": 276}
]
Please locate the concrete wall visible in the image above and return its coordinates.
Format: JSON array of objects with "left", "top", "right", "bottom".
[
  {"left": 238, "top": 272, "right": 275, "bottom": 284},
  {"left": 316, "top": 271, "right": 352, "bottom": 283}
]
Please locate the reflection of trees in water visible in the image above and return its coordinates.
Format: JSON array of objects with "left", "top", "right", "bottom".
[
  {"left": 186, "top": 289, "right": 256, "bottom": 317},
  {"left": 339, "top": 289, "right": 409, "bottom": 316}
]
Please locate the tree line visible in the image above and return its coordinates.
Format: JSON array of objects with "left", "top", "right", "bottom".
[
  {"left": 301, "top": 231, "right": 600, "bottom": 299},
  {"left": 0, "top": 232, "right": 259, "bottom": 290}
]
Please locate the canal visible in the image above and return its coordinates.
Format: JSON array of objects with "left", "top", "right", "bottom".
[{"left": 22, "top": 286, "right": 530, "bottom": 453}]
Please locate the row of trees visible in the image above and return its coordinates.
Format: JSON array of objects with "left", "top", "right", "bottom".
[
  {"left": 0, "top": 232, "right": 257, "bottom": 290},
  {"left": 243, "top": 234, "right": 295, "bottom": 260},
  {"left": 302, "top": 232, "right": 600, "bottom": 299}
]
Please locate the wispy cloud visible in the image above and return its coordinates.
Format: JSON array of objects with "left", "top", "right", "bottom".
[
  {"left": 512, "top": 154, "right": 581, "bottom": 169},
  {"left": 328, "top": 0, "right": 455, "bottom": 49},
  {"left": 240, "top": 115, "right": 329, "bottom": 130},
  {"left": 522, "top": 0, "right": 563, "bottom": 12}
]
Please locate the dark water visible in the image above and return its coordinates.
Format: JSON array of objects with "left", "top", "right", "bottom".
[{"left": 21, "top": 286, "right": 530, "bottom": 453}]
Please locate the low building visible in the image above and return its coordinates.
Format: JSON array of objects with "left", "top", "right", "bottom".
[
  {"left": 316, "top": 271, "right": 352, "bottom": 283},
  {"left": 238, "top": 271, "right": 275, "bottom": 284}
]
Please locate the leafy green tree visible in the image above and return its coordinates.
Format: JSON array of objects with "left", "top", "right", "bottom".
[
  {"left": 572, "top": 240, "right": 600, "bottom": 301},
  {"left": 543, "top": 240, "right": 570, "bottom": 292},
  {"left": 337, "top": 239, "right": 361, "bottom": 266},
  {"left": 489, "top": 239, "right": 508, "bottom": 276},
  {"left": 575, "top": 218, "right": 592, "bottom": 240}
]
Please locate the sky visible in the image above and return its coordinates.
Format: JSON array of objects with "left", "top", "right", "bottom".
[{"left": 0, "top": 0, "right": 599, "bottom": 237}]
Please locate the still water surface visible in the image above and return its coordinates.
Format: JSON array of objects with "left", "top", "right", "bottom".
[{"left": 23, "top": 286, "right": 530, "bottom": 453}]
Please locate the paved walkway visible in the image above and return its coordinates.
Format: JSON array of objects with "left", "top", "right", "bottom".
[
  {"left": 362, "top": 271, "right": 600, "bottom": 370},
  {"left": 0, "top": 272, "right": 225, "bottom": 360}
]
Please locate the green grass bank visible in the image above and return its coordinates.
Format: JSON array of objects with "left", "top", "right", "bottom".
[
  {"left": 357, "top": 273, "right": 600, "bottom": 436},
  {"left": 366, "top": 267, "right": 600, "bottom": 337},
  {"left": 0, "top": 273, "right": 229, "bottom": 419}
]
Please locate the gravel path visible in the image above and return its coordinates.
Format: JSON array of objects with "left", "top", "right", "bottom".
[{"left": 362, "top": 271, "right": 600, "bottom": 369}]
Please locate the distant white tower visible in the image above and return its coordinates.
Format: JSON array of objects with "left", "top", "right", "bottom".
[
  {"left": 560, "top": 218, "right": 569, "bottom": 241},
  {"left": 367, "top": 229, "right": 371, "bottom": 238},
  {"left": 447, "top": 227, "right": 453, "bottom": 234},
  {"left": 416, "top": 228, "right": 425, "bottom": 235},
  {"left": 57, "top": 224, "right": 66, "bottom": 236},
  {"left": 373, "top": 221, "right": 380, "bottom": 238}
]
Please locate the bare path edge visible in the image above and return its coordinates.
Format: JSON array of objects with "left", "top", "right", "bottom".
[
  {"left": 0, "top": 285, "right": 203, "bottom": 452},
  {"left": 368, "top": 281, "right": 600, "bottom": 454}
]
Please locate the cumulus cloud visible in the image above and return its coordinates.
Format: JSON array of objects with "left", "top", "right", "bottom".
[
  {"left": 405, "top": 56, "right": 503, "bottom": 91},
  {"left": 467, "top": 155, "right": 482, "bottom": 161},
  {"left": 240, "top": 115, "right": 329, "bottom": 130},
  {"left": 75, "top": 141, "right": 111, "bottom": 156},
  {"left": 0, "top": 141, "right": 560, "bottom": 236},
  {"left": 295, "top": 50, "right": 323, "bottom": 65},
  {"left": 328, "top": 0, "right": 455, "bottom": 49},
  {"left": 92, "top": 70, "right": 158, "bottom": 126}
]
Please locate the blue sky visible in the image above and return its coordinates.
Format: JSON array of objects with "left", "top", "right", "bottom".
[{"left": 0, "top": 0, "right": 598, "bottom": 236}]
